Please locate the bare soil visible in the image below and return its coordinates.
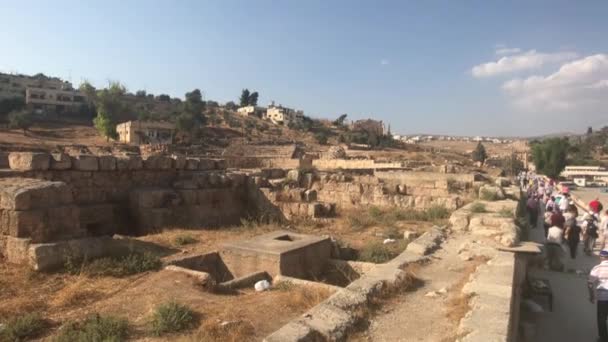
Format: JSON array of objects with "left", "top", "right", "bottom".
[{"left": 351, "top": 233, "right": 485, "bottom": 342}]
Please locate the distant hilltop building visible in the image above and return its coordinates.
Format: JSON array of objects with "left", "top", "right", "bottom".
[
  {"left": 264, "top": 101, "right": 304, "bottom": 126},
  {"left": 237, "top": 105, "right": 264, "bottom": 118},
  {"left": 0, "top": 72, "right": 86, "bottom": 115},
  {"left": 116, "top": 120, "right": 176, "bottom": 145},
  {"left": 351, "top": 119, "right": 385, "bottom": 136}
]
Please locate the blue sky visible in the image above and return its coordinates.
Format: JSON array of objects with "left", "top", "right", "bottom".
[{"left": 2, "top": 1, "right": 608, "bottom": 136}]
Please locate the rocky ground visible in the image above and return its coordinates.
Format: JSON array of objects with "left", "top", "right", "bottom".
[{"left": 352, "top": 233, "right": 481, "bottom": 342}]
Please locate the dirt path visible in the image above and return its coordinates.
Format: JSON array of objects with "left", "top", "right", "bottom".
[{"left": 354, "top": 234, "right": 476, "bottom": 342}]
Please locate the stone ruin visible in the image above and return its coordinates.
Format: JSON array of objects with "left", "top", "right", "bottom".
[{"left": 0, "top": 150, "right": 478, "bottom": 271}]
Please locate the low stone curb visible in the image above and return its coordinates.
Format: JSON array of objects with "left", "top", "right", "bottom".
[{"left": 263, "top": 228, "right": 445, "bottom": 342}]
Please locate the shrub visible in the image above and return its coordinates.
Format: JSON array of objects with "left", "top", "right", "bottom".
[
  {"left": 498, "top": 207, "right": 513, "bottom": 218},
  {"left": 151, "top": 301, "right": 195, "bottom": 336},
  {"left": 67, "top": 252, "right": 162, "bottom": 277},
  {"left": 54, "top": 314, "right": 129, "bottom": 342},
  {"left": 479, "top": 188, "right": 500, "bottom": 201},
  {"left": 424, "top": 205, "right": 451, "bottom": 221},
  {"left": 358, "top": 242, "right": 395, "bottom": 263},
  {"left": 1, "top": 313, "right": 46, "bottom": 341},
  {"left": 470, "top": 202, "right": 487, "bottom": 213},
  {"left": 174, "top": 234, "right": 197, "bottom": 246}
]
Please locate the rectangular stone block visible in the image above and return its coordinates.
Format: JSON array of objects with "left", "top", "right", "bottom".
[
  {"left": 50, "top": 152, "right": 72, "bottom": 170},
  {"left": 172, "top": 154, "right": 186, "bottom": 169},
  {"left": 0, "top": 152, "right": 8, "bottom": 169},
  {"left": 8, "top": 152, "right": 51, "bottom": 171},
  {"left": 185, "top": 158, "right": 199, "bottom": 170},
  {"left": 144, "top": 155, "right": 173, "bottom": 170},
  {"left": 198, "top": 159, "right": 216, "bottom": 171},
  {"left": 0, "top": 178, "right": 73, "bottom": 210},
  {"left": 116, "top": 155, "right": 143, "bottom": 170},
  {"left": 72, "top": 155, "right": 99, "bottom": 171},
  {"left": 98, "top": 155, "right": 117, "bottom": 170}
]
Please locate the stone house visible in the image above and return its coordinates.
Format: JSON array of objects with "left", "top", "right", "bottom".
[
  {"left": 116, "top": 120, "right": 176, "bottom": 145},
  {"left": 264, "top": 102, "right": 304, "bottom": 126},
  {"left": 237, "top": 105, "right": 264, "bottom": 118}
]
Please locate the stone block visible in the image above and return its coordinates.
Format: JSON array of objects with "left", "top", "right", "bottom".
[
  {"left": 144, "top": 155, "right": 173, "bottom": 170},
  {"left": 0, "top": 152, "right": 9, "bottom": 168},
  {"left": 286, "top": 169, "right": 301, "bottom": 183},
  {"left": 214, "top": 159, "right": 226, "bottom": 170},
  {"left": 98, "top": 155, "right": 117, "bottom": 170},
  {"left": 8, "top": 152, "right": 51, "bottom": 171},
  {"left": 198, "top": 158, "right": 216, "bottom": 170},
  {"left": 300, "top": 303, "right": 356, "bottom": 340},
  {"left": 72, "top": 155, "right": 99, "bottom": 171},
  {"left": 264, "top": 322, "right": 322, "bottom": 342},
  {"left": 50, "top": 153, "right": 72, "bottom": 170},
  {"left": 2, "top": 237, "right": 31, "bottom": 264},
  {"left": 303, "top": 189, "right": 317, "bottom": 202},
  {"left": 115, "top": 155, "right": 143, "bottom": 170},
  {"left": 185, "top": 158, "right": 199, "bottom": 170},
  {"left": 172, "top": 154, "right": 186, "bottom": 169},
  {"left": 0, "top": 178, "right": 73, "bottom": 210},
  {"left": 406, "top": 226, "right": 444, "bottom": 256}
]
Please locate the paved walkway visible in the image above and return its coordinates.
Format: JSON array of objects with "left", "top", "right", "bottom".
[{"left": 526, "top": 204, "right": 600, "bottom": 341}]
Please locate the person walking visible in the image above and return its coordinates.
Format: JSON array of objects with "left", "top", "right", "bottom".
[
  {"left": 551, "top": 208, "right": 566, "bottom": 230},
  {"left": 600, "top": 210, "right": 608, "bottom": 250},
  {"left": 588, "top": 250, "right": 608, "bottom": 342},
  {"left": 527, "top": 195, "right": 539, "bottom": 227},
  {"left": 591, "top": 197, "right": 605, "bottom": 217},
  {"left": 584, "top": 213, "right": 600, "bottom": 256},
  {"left": 546, "top": 224, "right": 565, "bottom": 271},
  {"left": 565, "top": 215, "right": 582, "bottom": 259}
]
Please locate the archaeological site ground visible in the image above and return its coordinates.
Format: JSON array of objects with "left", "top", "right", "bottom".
[{"left": 0, "top": 121, "right": 536, "bottom": 342}]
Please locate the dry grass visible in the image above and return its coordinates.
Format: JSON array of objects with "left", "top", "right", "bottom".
[{"left": 50, "top": 276, "right": 105, "bottom": 308}]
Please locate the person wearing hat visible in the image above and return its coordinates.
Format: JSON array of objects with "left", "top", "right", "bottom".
[{"left": 589, "top": 250, "right": 608, "bottom": 342}]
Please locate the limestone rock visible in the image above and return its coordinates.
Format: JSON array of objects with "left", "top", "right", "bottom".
[
  {"left": 286, "top": 169, "right": 301, "bottom": 183},
  {"left": 72, "top": 155, "right": 99, "bottom": 171},
  {"left": 185, "top": 158, "right": 199, "bottom": 170},
  {"left": 323, "top": 146, "right": 347, "bottom": 160},
  {"left": 171, "top": 154, "right": 186, "bottom": 169},
  {"left": 50, "top": 153, "right": 72, "bottom": 170},
  {"left": 98, "top": 155, "right": 117, "bottom": 171},
  {"left": 406, "top": 226, "right": 444, "bottom": 256},
  {"left": 144, "top": 155, "right": 173, "bottom": 170},
  {"left": 198, "top": 159, "right": 216, "bottom": 171},
  {"left": 8, "top": 152, "right": 51, "bottom": 171},
  {"left": 116, "top": 155, "right": 143, "bottom": 170}
]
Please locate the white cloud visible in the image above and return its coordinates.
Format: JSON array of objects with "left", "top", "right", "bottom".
[
  {"left": 495, "top": 47, "right": 521, "bottom": 55},
  {"left": 502, "top": 54, "right": 608, "bottom": 112},
  {"left": 380, "top": 59, "right": 389, "bottom": 66},
  {"left": 471, "top": 50, "right": 578, "bottom": 78}
]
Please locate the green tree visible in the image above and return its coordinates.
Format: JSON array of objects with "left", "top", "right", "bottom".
[
  {"left": 531, "top": 138, "right": 570, "bottom": 179},
  {"left": 136, "top": 90, "right": 147, "bottom": 97},
  {"left": 225, "top": 101, "right": 238, "bottom": 110},
  {"left": 157, "top": 94, "right": 171, "bottom": 102},
  {"left": 8, "top": 110, "right": 33, "bottom": 133},
  {"left": 332, "top": 114, "right": 348, "bottom": 127},
  {"left": 471, "top": 142, "right": 488, "bottom": 164},
  {"left": 92, "top": 82, "right": 127, "bottom": 140},
  {"left": 587, "top": 126, "right": 593, "bottom": 135},
  {"left": 315, "top": 132, "right": 329, "bottom": 145},
  {"left": 239, "top": 89, "right": 250, "bottom": 107},
  {"left": 249, "top": 91, "right": 259, "bottom": 106}
]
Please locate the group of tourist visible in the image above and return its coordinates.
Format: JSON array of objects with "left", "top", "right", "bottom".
[
  {"left": 520, "top": 171, "right": 608, "bottom": 341},
  {"left": 519, "top": 172, "right": 607, "bottom": 270}
]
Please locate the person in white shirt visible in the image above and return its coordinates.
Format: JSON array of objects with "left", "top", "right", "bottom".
[
  {"left": 588, "top": 250, "right": 608, "bottom": 342},
  {"left": 600, "top": 210, "right": 608, "bottom": 250},
  {"left": 546, "top": 225, "right": 564, "bottom": 271}
]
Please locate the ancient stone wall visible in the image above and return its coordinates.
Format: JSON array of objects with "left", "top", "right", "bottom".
[
  {"left": 312, "top": 176, "right": 462, "bottom": 210},
  {"left": 312, "top": 159, "right": 403, "bottom": 171}
]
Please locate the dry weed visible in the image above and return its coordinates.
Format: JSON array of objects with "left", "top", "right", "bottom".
[{"left": 50, "top": 276, "right": 104, "bottom": 308}]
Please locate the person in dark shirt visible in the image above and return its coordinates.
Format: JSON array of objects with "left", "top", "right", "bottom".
[{"left": 551, "top": 209, "right": 565, "bottom": 229}]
